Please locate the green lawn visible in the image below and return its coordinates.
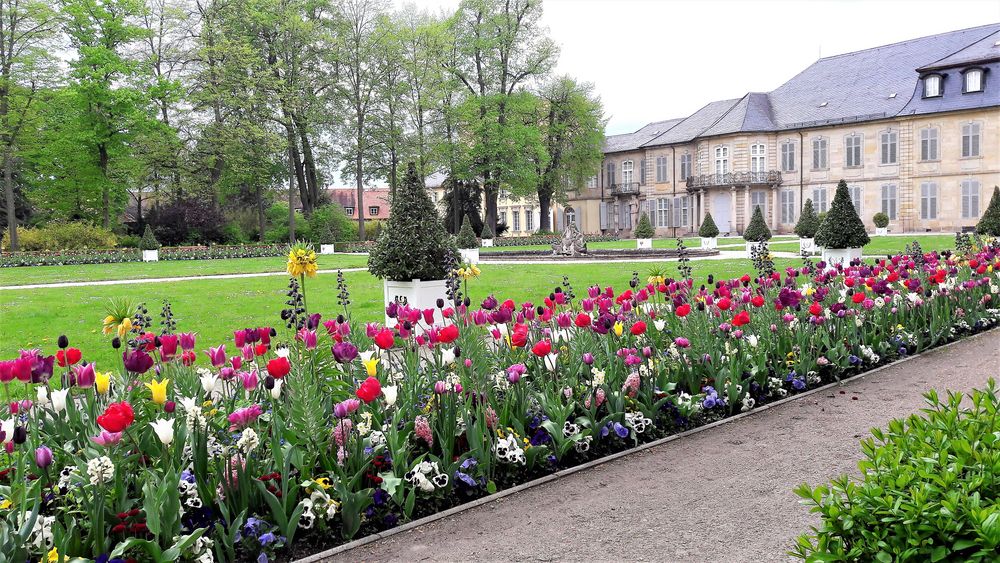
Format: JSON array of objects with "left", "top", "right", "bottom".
[
  {"left": 765, "top": 234, "right": 956, "bottom": 256},
  {"left": 0, "top": 254, "right": 370, "bottom": 286},
  {"left": 0, "top": 258, "right": 797, "bottom": 368},
  {"left": 481, "top": 236, "right": 797, "bottom": 253}
]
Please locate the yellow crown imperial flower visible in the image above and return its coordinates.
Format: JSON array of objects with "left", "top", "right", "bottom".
[{"left": 286, "top": 244, "right": 319, "bottom": 278}]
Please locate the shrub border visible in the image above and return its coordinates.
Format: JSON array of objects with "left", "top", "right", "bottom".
[{"left": 295, "top": 326, "right": 998, "bottom": 563}]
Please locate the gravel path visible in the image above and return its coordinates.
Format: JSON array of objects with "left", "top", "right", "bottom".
[{"left": 320, "top": 329, "right": 1000, "bottom": 563}]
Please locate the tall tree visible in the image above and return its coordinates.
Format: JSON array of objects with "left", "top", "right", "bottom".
[
  {"left": 0, "top": 0, "right": 59, "bottom": 249},
  {"left": 62, "top": 0, "right": 151, "bottom": 229},
  {"left": 534, "top": 76, "right": 604, "bottom": 231},
  {"left": 448, "top": 0, "right": 557, "bottom": 233},
  {"left": 397, "top": 6, "right": 447, "bottom": 179}
]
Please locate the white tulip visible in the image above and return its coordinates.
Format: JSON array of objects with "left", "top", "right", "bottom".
[
  {"left": 440, "top": 348, "right": 456, "bottom": 366},
  {"left": 36, "top": 387, "right": 50, "bottom": 406},
  {"left": 382, "top": 385, "right": 397, "bottom": 407},
  {"left": 275, "top": 346, "right": 290, "bottom": 358},
  {"left": 50, "top": 389, "right": 69, "bottom": 413},
  {"left": 149, "top": 419, "right": 175, "bottom": 445},
  {"left": 270, "top": 379, "right": 283, "bottom": 400},
  {"left": 200, "top": 373, "right": 218, "bottom": 394}
]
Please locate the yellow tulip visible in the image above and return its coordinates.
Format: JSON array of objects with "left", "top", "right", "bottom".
[
  {"left": 0, "top": 499, "right": 11, "bottom": 509},
  {"left": 145, "top": 378, "right": 170, "bottom": 405},
  {"left": 362, "top": 357, "right": 379, "bottom": 377},
  {"left": 613, "top": 322, "right": 624, "bottom": 337},
  {"left": 44, "top": 548, "right": 59, "bottom": 563},
  {"left": 95, "top": 371, "right": 111, "bottom": 395}
]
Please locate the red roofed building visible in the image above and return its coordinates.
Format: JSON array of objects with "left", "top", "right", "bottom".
[{"left": 325, "top": 188, "right": 392, "bottom": 222}]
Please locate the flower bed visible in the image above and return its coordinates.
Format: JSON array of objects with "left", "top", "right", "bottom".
[
  {"left": 0, "top": 245, "right": 290, "bottom": 267},
  {"left": 489, "top": 233, "right": 620, "bottom": 247},
  {"left": 1, "top": 244, "right": 999, "bottom": 561}
]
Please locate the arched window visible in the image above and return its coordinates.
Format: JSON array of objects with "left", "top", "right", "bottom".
[
  {"left": 565, "top": 207, "right": 576, "bottom": 226},
  {"left": 923, "top": 74, "right": 942, "bottom": 98},
  {"left": 963, "top": 68, "right": 983, "bottom": 93},
  {"left": 621, "top": 160, "right": 634, "bottom": 185}
]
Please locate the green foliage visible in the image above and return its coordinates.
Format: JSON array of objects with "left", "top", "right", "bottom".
[
  {"left": 1, "top": 221, "right": 118, "bottom": 251},
  {"left": 368, "top": 163, "right": 457, "bottom": 281},
  {"left": 792, "top": 380, "right": 1000, "bottom": 562},
  {"left": 815, "top": 180, "right": 870, "bottom": 249},
  {"left": 794, "top": 199, "right": 820, "bottom": 238},
  {"left": 742, "top": 206, "right": 771, "bottom": 242},
  {"left": 698, "top": 213, "right": 719, "bottom": 238},
  {"left": 481, "top": 222, "right": 494, "bottom": 239},
  {"left": 976, "top": 186, "right": 1000, "bottom": 236},
  {"left": 456, "top": 215, "right": 480, "bottom": 249},
  {"left": 140, "top": 224, "right": 160, "bottom": 250},
  {"left": 308, "top": 205, "right": 354, "bottom": 244},
  {"left": 633, "top": 211, "right": 654, "bottom": 239},
  {"left": 873, "top": 212, "right": 890, "bottom": 229}
]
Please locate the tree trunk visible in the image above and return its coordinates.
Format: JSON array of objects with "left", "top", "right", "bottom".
[
  {"left": 355, "top": 107, "right": 365, "bottom": 240},
  {"left": 538, "top": 188, "right": 552, "bottom": 232},
  {"left": 295, "top": 113, "right": 319, "bottom": 215},
  {"left": 284, "top": 123, "right": 309, "bottom": 215},
  {"left": 287, "top": 147, "right": 296, "bottom": 243},
  {"left": 256, "top": 183, "right": 266, "bottom": 243},
  {"left": 99, "top": 143, "right": 110, "bottom": 229},
  {"left": 3, "top": 149, "right": 17, "bottom": 250}
]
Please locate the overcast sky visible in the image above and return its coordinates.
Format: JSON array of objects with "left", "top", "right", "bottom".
[{"left": 398, "top": 0, "right": 1000, "bottom": 135}]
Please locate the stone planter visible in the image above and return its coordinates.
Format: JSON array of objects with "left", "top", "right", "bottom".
[
  {"left": 142, "top": 249, "right": 159, "bottom": 262},
  {"left": 821, "top": 246, "right": 863, "bottom": 265},
  {"left": 320, "top": 244, "right": 336, "bottom": 254},
  {"left": 481, "top": 239, "right": 494, "bottom": 247},
  {"left": 383, "top": 278, "right": 449, "bottom": 328},
  {"left": 799, "top": 237, "right": 816, "bottom": 254},
  {"left": 745, "top": 241, "right": 767, "bottom": 258},
  {"left": 875, "top": 227, "right": 888, "bottom": 236},
  {"left": 459, "top": 248, "right": 480, "bottom": 264},
  {"left": 700, "top": 237, "right": 717, "bottom": 250},
  {"left": 636, "top": 238, "right": 653, "bottom": 250}
]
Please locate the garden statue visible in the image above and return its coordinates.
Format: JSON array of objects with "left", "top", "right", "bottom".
[{"left": 552, "top": 223, "right": 587, "bottom": 256}]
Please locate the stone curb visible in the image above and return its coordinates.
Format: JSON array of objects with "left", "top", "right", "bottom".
[{"left": 295, "top": 327, "right": 996, "bottom": 563}]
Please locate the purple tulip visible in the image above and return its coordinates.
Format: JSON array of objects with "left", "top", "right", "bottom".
[
  {"left": 178, "top": 332, "right": 197, "bottom": 351},
  {"left": 332, "top": 342, "right": 359, "bottom": 364},
  {"left": 122, "top": 350, "right": 154, "bottom": 374},
  {"left": 72, "top": 363, "right": 96, "bottom": 388},
  {"left": 35, "top": 445, "right": 53, "bottom": 469},
  {"left": 582, "top": 352, "right": 594, "bottom": 365},
  {"left": 205, "top": 345, "right": 226, "bottom": 368}
]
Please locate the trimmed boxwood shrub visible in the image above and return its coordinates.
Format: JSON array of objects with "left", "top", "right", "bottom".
[
  {"left": 743, "top": 206, "right": 771, "bottom": 242},
  {"left": 368, "top": 162, "right": 457, "bottom": 281},
  {"left": 872, "top": 212, "right": 889, "bottom": 229},
  {"left": 456, "top": 215, "right": 480, "bottom": 249},
  {"left": 976, "top": 186, "right": 1000, "bottom": 236},
  {"left": 140, "top": 225, "right": 160, "bottom": 250},
  {"left": 481, "top": 222, "right": 494, "bottom": 239},
  {"left": 633, "top": 212, "right": 654, "bottom": 239},
  {"left": 815, "top": 180, "right": 870, "bottom": 249},
  {"left": 794, "top": 199, "right": 820, "bottom": 238},
  {"left": 792, "top": 380, "right": 1000, "bottom": 561},
  {"left": 698, "top": 213, "right": 719, "bottom": 238}
]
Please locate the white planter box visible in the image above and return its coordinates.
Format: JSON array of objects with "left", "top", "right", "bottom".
[
  {"left": 481, "top": 239, "right": 494, "bottom": 247},
  {"left": 320, "top": 244, "right": 336, "bottom": 254},
  {"left": 745, "top": 241, "right": 767, "bottom": 258},
  {"left": 459, "top": 248, "right": 480, "bottom": 264},
  {"left": 142, "top": 249, "right": 159, "bottom": 262},
  {"left": 799, "top": 237, "right": 816, "bottom": 254},
  {"left": 636, "top": 238, "right": 653, "bottom": 249},
  {"left": 875, "top": 227, "right": 888, "bottom": 236},
  {"left": 700, "top": 237, "right": 717, "bottom": 250},
  {"left": 383, "top": 278, "right": 449, "bottom": 328},
  {"left": 821, "top": 246, "right": 863, "bottom": 266}
]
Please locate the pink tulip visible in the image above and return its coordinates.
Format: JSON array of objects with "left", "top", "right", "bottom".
[
  {"left": 90, "top": 431, "right": 124, "bottom": 447},
  {"left": 205, "top": 345, "right": 226, "bottom": 368}
]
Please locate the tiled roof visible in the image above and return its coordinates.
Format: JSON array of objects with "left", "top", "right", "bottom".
[
  {"left": 616, "top": 23, "right": 1000, "bottom": 151},
  {"left": 604, "top": 118, "right": 684, "bottom": 153}
]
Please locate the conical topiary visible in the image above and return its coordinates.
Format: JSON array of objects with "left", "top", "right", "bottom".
[
  {"left": 634, "top": 211, "right": 654, "bottom": 239},
  {"left": 481, "top": 221, "right": 494, "bottom": 239},
  {"left": 976, "top": 186, "right": 1000, "bottom": 236},
  {"left": 698, "top": 212, "right": 719, "bottom": 238},
  {"left": 140, "top": 224, "right": 160, "bottom": 250},
  {"left": 743, "top": 206, "right": 772, "bottom": 242},
  {"left": 794, "top": 199, "right": 820, "bottom": 238},
  {"left": 369, "top": 162, "right": 457, "bottom": 281},
  {"left": 456, "top": 214, "right": 480, "bottom": 249},
  {"left": 814, "top": 180, "right": 870, "bottom": 249}
]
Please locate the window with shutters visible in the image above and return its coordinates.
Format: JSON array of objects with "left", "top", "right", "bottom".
[
  {"left": 657, "top": 198, "right": 671, "bottom": 227},
  {"left": 586, "top": 176, "right": 597, "bottom": 189},
  {"left": 963, "top": 69, "right": 983, "bottom": 93},
  {"left": 750, "top": 143, "right": 766, "bottom": 173},
  {"left": 680, "top": 154, "right": 692, "bottom": 180},
  {"left": 565, "top": 207, "right": 576, "bottom": 226},
  {"left": 751, "top": 191, "right": 767, "bottom": 217},
  {"left": 714, "top": 146, "right": 729, "bottom": 176},
  {"left": 639, "top": 159, "right": 646, "bottom": 185},
  {"left": 813, "top": 188, "right": 828, "bottom": 213},
  {"left": 881, "top": 184, "right": 897, "bottom": 220},
  {"left": 780, "top": 141, "right": 795, "bottom": 172},
  {"left": 812, "top": 137, "right": 828, "bottom": 170},
  {"left": 962, "top": 123, "right": 981, "bottom": 158},
  {"left": 880, "top": 130, "right": 897, "bottom": 165},
  {"left": 655, "top": 156, "right": 667, "bottom": 182},
  {"left": 962, "top": 180, "right": 980, "bottom": 219},
  {"left": 673, "top": 197, "right": 690, "bottom": 227},
  {"left": 606, "top": 162, "right": 615, "bottom": 187},
  {"left": 849, "top": 185, "right": 863, "bottom": 216},
  {"left": 780, "top": 190, "right": 795, "bottom": 224},
  {"left": 845, "top": 134, "right": 862, "bottom": 167},
  {"left": 620, "top": 203, "right": 632, "bottom": 229},
  {"left": 920, "top": 183, "right": 937, "bottom": 219},
  {"left": 621, "top": 160, "right": 634, "bottom": 186},
  {"left": 920, "top": 127, "right": 939, "bottom": 161}
]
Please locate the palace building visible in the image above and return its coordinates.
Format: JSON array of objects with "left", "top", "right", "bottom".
[{"left": 565, "top": 23, "right": 1000, "bottom": 237}]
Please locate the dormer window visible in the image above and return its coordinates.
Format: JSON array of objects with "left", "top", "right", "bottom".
[
  {"left": 923, "top": 74, "right": 942, "bottom": 98},
  {"left": 963, "top": 69, "right": 983, "bottom": 93}
]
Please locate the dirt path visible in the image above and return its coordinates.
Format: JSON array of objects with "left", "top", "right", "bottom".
[{"left": 320, "top": 330, "right": 1000, "bottom": 563}]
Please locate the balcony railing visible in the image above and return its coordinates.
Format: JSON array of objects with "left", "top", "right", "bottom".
[
  {"left": 685, "top": 170, "right": 783, "bottom": 191},
  {"left": 610, "top": 182, "right": 641, "bottom": 196}
]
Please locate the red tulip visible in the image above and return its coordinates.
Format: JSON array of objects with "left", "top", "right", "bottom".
[
  {"left": 437, "top": 325, "right": 460, "bottom": 344},
  {"left": 630, "top": 321, "right": 647, "bottom": 335},
  {"left": 267, "top": 356, "right": 291, "bottom": 379},
  {"left": 675, "top": 303, "right": 691, "bottom": 318},
  {"left": 373, "top": 329, "right": 395, "bottom": 350},
  {"left": 751, "top": 295, "right": 765, "bottom": 308},
  {"left": 56, "top": 348, "right": 82, "bottom": 367},
  {"left": 531, "top": 339, "right": 552, "bottom": 357},
  {"left": 732, "top": 310, "right": 751, "bottom": 327},
  {"left": 851, "top": 292, "right": 865, "bottom": 304},
  {"left": 97, "top": 401, "right": 135, "bottom": 433},
  {"left": 717, "top": 297, "right": 731, "bottom": 311},
  {"left": 510, "top": 324, "right": 529, "bottom": 348},
  {"left": 809, "top": 302, "right": 823, "bottom": 316},
  {"left": 355, "top": 376, "right": 382, "bottom": 404},
  {"left": 574, "top": 313, "right": 591, "bottom": 328}
]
